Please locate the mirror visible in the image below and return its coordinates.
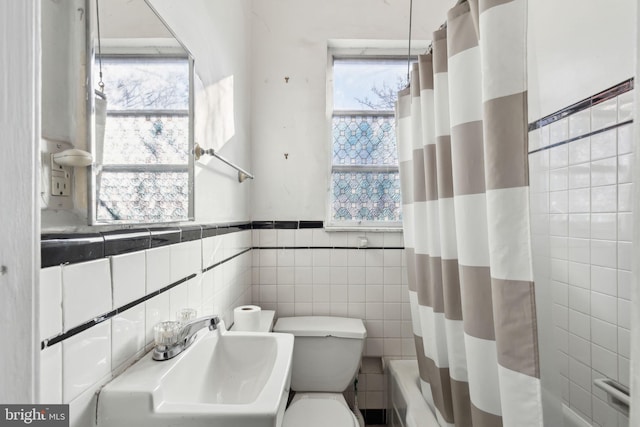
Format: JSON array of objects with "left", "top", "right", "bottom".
[{"left": 88, "top": 0, "right": 195, "bottom": 224}]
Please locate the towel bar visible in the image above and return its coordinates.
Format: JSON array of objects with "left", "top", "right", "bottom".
[
  {"left": 193, "top": 143, "right": 254, "bottom": 182},
  {"left": 593, "top": 378, "right": 629, "bottom": 416}
]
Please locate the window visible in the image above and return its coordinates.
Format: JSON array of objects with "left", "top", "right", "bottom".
[
  {"left": 328, "top": 57, "right": 407, "bottom": 228},
  {"left": 96, "top": 56, "right": 191, "bottom": 223}
]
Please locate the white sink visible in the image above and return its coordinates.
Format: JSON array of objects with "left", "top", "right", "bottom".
[{"left": 98, "top": 321, "right": 294, "bottom": 427}]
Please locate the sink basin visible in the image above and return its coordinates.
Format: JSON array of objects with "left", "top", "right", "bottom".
[{"left": 98, "top": 321, "right": 294, "bottom": 427}]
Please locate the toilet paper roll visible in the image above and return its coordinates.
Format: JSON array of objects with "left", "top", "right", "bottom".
[{"left": 233, "top": 305, "right": 262, "bottom": 331}]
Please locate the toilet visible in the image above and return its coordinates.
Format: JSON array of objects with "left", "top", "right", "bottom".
[{"left": 273, "top": 316, "right": 367, "bottom": 427}]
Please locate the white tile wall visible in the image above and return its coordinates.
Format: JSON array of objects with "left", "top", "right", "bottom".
[
  {"left": 144, "top": 292, "right": 170, "bottom": 345},
  {"left": 591, "top": 99, "right": 618, "bottom": 132},
  {"left": 62, "top": 259, "right": 112, "bottom": 331},
  {"left": 111, "top": 306, "right": 146, "bottom": 374},
  {"left": 111, "top": 251, "right": 146, "bottom": 307},
  {"left": 43, "top": 226, "right": 405, "bottom": 414},
  {"left": 529, "top": 90, "right": 633, "bottom": 427},
  {"left": 39, "top": 229, "right": 252, "bottom": 426},
  {"left": 170, "top": 240, "right": 202, "bottom": 282},
  {"left": 569, "top": 109, "right": 591, "bottom": 139},
  {"left": 252, "top": 227, "right": 412, "bottom": 408},
  {"left": 62, "top": 321, "right": 112, "bottom": 403},
  {"left": 39, "top": 345, "right": 62, "bottom": 404},
  {"left": 40, "top": 266, "right": 62, "bottom": 340},
  {"left": 145, "top": 246, "right": 171, "bottom": 293},
  {"left": 617, "top": 92, "right": 634, "bottom": 123}
]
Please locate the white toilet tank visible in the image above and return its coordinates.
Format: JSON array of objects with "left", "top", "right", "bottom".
[{"left": 273, "top": 316, "right": 367, "bottom": 392}]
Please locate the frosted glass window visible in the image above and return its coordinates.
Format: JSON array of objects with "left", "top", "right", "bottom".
[
  {"left": 101, "top": 58, "right": 189, "bottom": 110},
  {"left": 332, "top": 171, "right": 402, "bottom": 221},
  {"left": 329, "top": 57, "right": 406, "bottom": 225},
  {"left": 98, "top": 171, "right": 189, "bottom": 222},
  {"left": 332, "top": 115, "right": 398, "bottom": 166},
  {"left": 103, "top": 115, "right": 188, "bottom": 164},
  {"left": 96, "top": 56, "right": 190, "bottom": 223}
]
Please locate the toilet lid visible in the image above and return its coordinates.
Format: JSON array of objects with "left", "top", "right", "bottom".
[
  {"left": 283, "top": 397, "right": 356, "bottom": 427},
  {"left": 274, "top": 316, "right": 367, "bottom": 339}
]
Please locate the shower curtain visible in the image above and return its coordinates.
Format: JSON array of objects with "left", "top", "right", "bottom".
[{"left": 396, "top": 1, "right": 542, "bottom": 426}]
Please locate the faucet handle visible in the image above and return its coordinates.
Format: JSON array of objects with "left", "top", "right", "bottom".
[
  {"left": 152, "top": 315, "right": 221, "bottom": 361},
  {"left": 177, "top": 308, "right": 198, "bottom": 324},
  {"left": 153, "top": 321, "right": 182, "bottom": 347}
]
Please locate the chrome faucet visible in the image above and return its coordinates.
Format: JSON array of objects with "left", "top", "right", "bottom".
[{"left": 152, "top": 315, "right": 220, "bottom": 361}]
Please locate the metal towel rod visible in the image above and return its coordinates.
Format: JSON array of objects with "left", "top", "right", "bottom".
[
  {"left": 593, "top": 378, "right": 629, "bottom": 416},
  {"left": 193, "top": 143, "right": 254, "bottom": 183}
]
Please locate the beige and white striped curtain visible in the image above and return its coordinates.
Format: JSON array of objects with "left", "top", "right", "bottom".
[{"left": 396, "top": 1, "right": 542, "bottom": 426}]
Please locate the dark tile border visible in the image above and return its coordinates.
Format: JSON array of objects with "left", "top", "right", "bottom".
[
  {"left": 103, "top": 229, "right": 151, "bottom": 256},
  {"left": 250, "top": 220, "right": 324, "bottom": 230},
  {"left": 201, "top": 222, "right": 250, "bottom": 238},
  {"left": 528, "top": 78, "right": 633, "bottom": 131},
  {"left": 251, "top": 220, "right": 275, "bottom": 229},
  {"left": 41, "top": 222, "right": 253, "bottom": 268},
  {"left": 42, "top": 219, "right": 408, "bottom": 267},
  {"left": 180, "top": 225, "right": 203, "bottom": 242},
  {"left": 201, "top": 224, "right": 218, "bottom": 238},
  {"left": 149, "top": 227, "right": 181, "bottom": 248},
  {"left": 255, "top": 246, "right": 404, "bottom": 250},
  {"left": 41, "top": 233, "right": 105, "bottom": 268},
  {"left": 274, "top": 221, "right": 298, "bottom": 229},
  {"left": 221, "top": 223, "right": 251, "bottom": 235},
  {"left": 299, "top": 220, "right": 324, "bottom": 229}
]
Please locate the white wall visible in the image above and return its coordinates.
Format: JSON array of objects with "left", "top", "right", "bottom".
[
  {"left": 250, "top": 0, "right": 456, "bottom": 221},
  {"left": 41, "top": 0, "right": 81, "bottom": 144},
  {"left": 528, "top": 0, "right": 637, "bottom": 122},
  {"left": 40, "top": 0, "right": 86, "bottom": 226},
  {"left": 150, "top": 0, "right": 253, "bottom": 224},
  {"left": 250, "top": 0, "right": 637, "bottom": 219},
  {"left": 0, "top": 0, "right": 40, "bottom": 403}
]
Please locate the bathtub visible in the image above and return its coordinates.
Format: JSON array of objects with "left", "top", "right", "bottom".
[
  {"left": 388, "top": 361, "right": 614, "bottom": 427},
  {"left": 562, "top": 404, "right": 593, "bottom": 427},
  {"left": 387, "top": 359, "right": 440, "bottom": 427}
]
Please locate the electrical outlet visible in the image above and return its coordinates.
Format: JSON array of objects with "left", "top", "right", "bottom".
[
  {"left": 51, "top": 154, "right": 71, "bottom": 196},
  {"left": 51, "top": 175, "right": 71, "bottom": 196}
]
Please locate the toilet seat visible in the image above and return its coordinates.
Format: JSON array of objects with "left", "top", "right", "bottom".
[{"left": 282, "top": 394, "right": 357, "bottom": 427}]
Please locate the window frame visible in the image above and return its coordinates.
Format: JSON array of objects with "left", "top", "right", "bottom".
[{"left": 325, "top": 48, "right": 413, "bottom": 231}]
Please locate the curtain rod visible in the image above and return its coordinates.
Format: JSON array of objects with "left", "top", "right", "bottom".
[
  {"left": 406, "top": 0, "right": 414, "bottom": 83},
  {"left": 193, "top": 143, "right": 254, "bottom": 183}
]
